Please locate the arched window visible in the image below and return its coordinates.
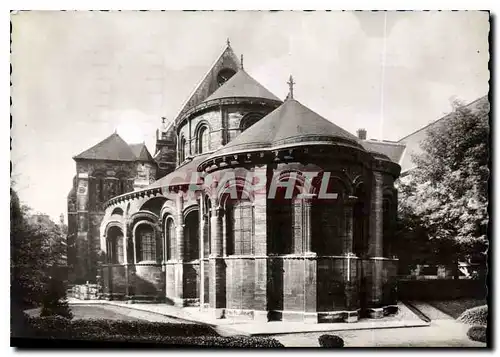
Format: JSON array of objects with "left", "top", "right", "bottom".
[
  {"left": 165, "top": 217, "right": 176, "bottom": 260},
  {"left": 269, "top": 175, "right": 303, "bottom": 255},
  {"left": 197, "top": 125, "right": 210, "bottom": 154},
  {"left": 353, "top": 183, "right": 368, "bottom": 257},
  {"left": 136, "top": 224, "right": 156, "bottom": 262},
  {"left": 227, "top": 199, "right": 254, "bottom": 255},
  {"left": 240, "top": 113, "right": 263, "bottom": 132},
  {"left": 311, "top": 175, "right": 347, "bottom": 255},
  {"left": 179, "top": 136, "right": 187, "bottom": 162},
  {"left": 119, "top": 177, "right": 128, "bottom": 194},
  {"left": 107, "top": 226, "right": 124, "bottom": 264},
  {"left": 383, "top": 195, "right": 394, "bottom": 257},
  {"left": 184, "top": 210, "right": 200, "bottom": 260},
  {"left": 95, "top": 175, "right": 105, "bottom": 203}
]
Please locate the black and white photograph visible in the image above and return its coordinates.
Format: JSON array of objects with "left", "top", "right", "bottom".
[{"left": 10, "top": 9, "right": 490, "bottom": 348}]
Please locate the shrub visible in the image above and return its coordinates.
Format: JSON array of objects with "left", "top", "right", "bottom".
[
  {"left": 458, "top": 305, "right": 488, "bottom": 325},
  {"left": 77, "top": 334, "right": 284, "bottom": 347},
  {"left": 40, "top": 276, "right": 73, "bottom": 320},
  {"left": 467, "top": 325, "right": 487, "bottom": 343},
  {"left": 69, "top": 319, "right": 218, "bottom": 337},
  {"left": 22, "top": 317, "right": 284, "bottom": 347},
  {"left": 318, "top": 334, "right": 344, "bottom": 348}
]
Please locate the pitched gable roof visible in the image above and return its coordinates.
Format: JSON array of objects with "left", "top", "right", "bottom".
[
  {"left": 174, "top": 44, "right": 240, "bottom": 122},
  {"left": 129, "top": 143, "right": 154, "bottom": 162},
  {"left": 73, "top": 133, "right": 137, "bottom": 162},
  {"left": 204, "top": 69, "right": 281, "bottom": 103},
  {"left": 397, "top": 95, "right": 489, "bottom": 173},
  {"left": 204, "top": 98, "right": 363, "bottom": 160}
]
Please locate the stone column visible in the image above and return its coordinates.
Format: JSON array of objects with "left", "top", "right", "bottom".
[
  {"left": 369, "top": 171, "right": 384, "bottom": 257},
  {"left": 209, "top": 198, "right": 225, "bottom": 319},
  {"left": 199, "top": 198, "right": 205, "bottom": 310},
  {"left": 76, "top": 173, "right": 90, "bottom": 282},
  {"left": 343, "top": 195, "right": 359, "bottom": 321},
  {"left": 175, "top": 191, "right": 185, "bottom": 304},
  {"left": 123, "top": 218, "right": 130, "bottom": 299},
  {"left": 253, "top": 171, "right": 268, "bottom": 321},
  {"left": 302, "top": 194, "right": 318, "bottom": 323},
  {"left": 344, "top": 196, "right": 357, "bottom": 254},
  {"left": 367, "top": 171, "right": 384, "bottom": 316}
]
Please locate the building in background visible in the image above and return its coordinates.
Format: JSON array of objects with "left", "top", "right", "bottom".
[{"left": 67, "top": 133, "right": 157, "bottom": 283}]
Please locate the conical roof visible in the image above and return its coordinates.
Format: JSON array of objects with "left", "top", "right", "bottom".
[
  {"left": 74, "top": 133, "right": 137, "bottom": 162},
  {"left": 204, "top": 69, "right": 281, "bottom": 103},
  {"left": 205, "top": 99, "right": 363, "bottom": 160}
]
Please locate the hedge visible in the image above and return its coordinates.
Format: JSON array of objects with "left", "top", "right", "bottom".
[
  {"left": 467, "top": 325, "right": 487, "bottom": 343},
  {"left": 21, "top": 316, "right": 284, "bottom": 348},
  {"left": 457, "top": 305, "right": 488, "bottom": 326}
]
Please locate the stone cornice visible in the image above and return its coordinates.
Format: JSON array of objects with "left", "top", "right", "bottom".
[{"left": 175, "top": 97, "right": 282, "bottom": 129}]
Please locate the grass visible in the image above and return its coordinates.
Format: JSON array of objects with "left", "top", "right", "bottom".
[
  {"left": 428, "top": 298, "right": 487, "bottom": 319},
  {"left": 25, "top": 305, "right": 141, "bottom": 321}
]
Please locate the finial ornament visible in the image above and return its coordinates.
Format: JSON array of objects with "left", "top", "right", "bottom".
[
  {"left": 226, "top": 38, "right": 231, "bottom": 47},
  {"left": 114, "top": 128, "right": 117, "bottom": 134},
  {"left": 240, "top": 54, "right": 244, "bottom": 70},
  {"left": 287, "top": 75, "right": 295, "bottom": 100}
]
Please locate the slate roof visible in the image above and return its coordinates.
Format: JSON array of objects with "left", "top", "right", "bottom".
[
  {"left": 397, "top": 95, "right": 489, "bottom": 173},
  {"left": 204, "top": 98, "right": 363, "bottom": 160},
  {"left": 148, "top": 154, "right": 210, "bottom": 189},
  {"left": 175, "top": 44, "right": 240, "bottom": 122},
  {"left": 74, "top": 133, "right": 154, "bottom": 162},
  {"left": 204, "top": 69, "right": 282, "bottom": 103},
  {"left": 361, "top": 140, "right": 406, "bottom": 164},
  {"left": 129, "top": 143, "right": 154, "bottom": 162}
]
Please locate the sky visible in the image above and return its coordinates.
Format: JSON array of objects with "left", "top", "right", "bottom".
[{"left": 10, "top": 10, "right": 489, "bottom": 221}]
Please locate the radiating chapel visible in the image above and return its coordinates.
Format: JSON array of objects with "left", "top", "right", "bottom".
[{"left": 67, "top": 41, "right": 402, "bottom": 323}]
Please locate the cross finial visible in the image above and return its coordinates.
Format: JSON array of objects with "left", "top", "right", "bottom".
[
  {"left": 240, "top": 54, "right": 244, "bottom": 70},
  {"left": 226, "top": 38, "right": 231, "bottom": 47},
  {"left": 287, "top": 75, "right": 295, "bottom": 100}
]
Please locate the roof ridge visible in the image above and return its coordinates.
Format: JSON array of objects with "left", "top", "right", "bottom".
[
  {"left": 73, "top": 132, "right": 137, "bottom": 161},
  {"left": 397, "top": 94, "right": 488, "bottom": 142},
  {"left": 173, "top": 44, "right": 239, "bottom": 122},
  {"left": 204, "top": 69, "right": 281, "bottom": 103}
]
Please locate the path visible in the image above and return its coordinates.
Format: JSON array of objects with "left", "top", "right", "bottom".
[{"left": 272, "top": 303, "right": 486, "bottom": 347}]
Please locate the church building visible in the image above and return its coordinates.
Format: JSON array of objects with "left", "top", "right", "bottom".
[{"left": 68, "top": 41, "right": 402, "bottom": 323}]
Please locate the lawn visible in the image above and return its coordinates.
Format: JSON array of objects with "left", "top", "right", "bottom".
[{"left": 428, "top": 298, "right": 487, "bottom": 319}]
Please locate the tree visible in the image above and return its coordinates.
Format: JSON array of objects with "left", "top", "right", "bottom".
[
  {"left": 40, "top": 272, "right": 73, "bottom": 319},
  {"left": 11, "top": 187, "right": 68, "bottom": 309},
  {"left": 398, "top": 98, "right": 489, "bottom": 266}
]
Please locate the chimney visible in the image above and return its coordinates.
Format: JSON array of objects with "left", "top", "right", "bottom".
[{"left": 357, "top": 128, "right": 367, "bottom": 140}]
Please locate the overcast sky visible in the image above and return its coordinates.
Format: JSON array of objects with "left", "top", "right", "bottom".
[{"left": 11, "top": 10, "right": 489, "bottom": 221}]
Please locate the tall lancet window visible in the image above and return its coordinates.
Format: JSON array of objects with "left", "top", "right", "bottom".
[
  {"left": 179, "top": 136, "right": 187, "bottom": 162},
  {"left": 198, "top": 126, "right": 210, "bottom": 154}
]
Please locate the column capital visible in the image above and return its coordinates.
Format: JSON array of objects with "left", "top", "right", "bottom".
[
  {"left": 345, "top": 195, "right": 358, "bottom": 206},
  {"left": 210, "top": 206, "right": 224, "bottom": 217}
]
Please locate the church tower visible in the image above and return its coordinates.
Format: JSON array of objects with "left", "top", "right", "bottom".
[
  {"left": 153, "top": 40, "right": 241, "bottom": 177},
  {"left": 67, "top": 133, "right": 156, "bottom": 283}
]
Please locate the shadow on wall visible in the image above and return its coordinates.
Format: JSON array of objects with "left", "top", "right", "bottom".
[{"left": 129, "top": 265, "right": 166, "bottom": 301}]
